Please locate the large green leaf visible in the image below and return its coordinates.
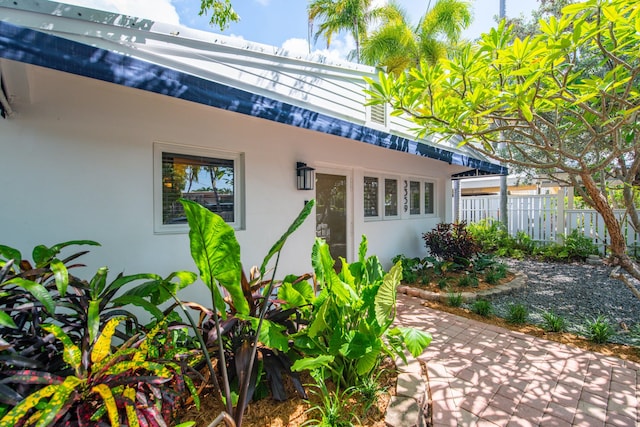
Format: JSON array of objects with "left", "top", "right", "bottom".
[
  {"left": 49, "top": 259, "right": 68, "bottom": 296},
  {"left": 180, "top": 198, "right": 248, "bottom": 316},
  {"left": 374, "top": 261, "right": 402, "bottom": 327},
  {"left": 5, "top": 278, "right": 55, "bottom": 314},
  {"left": 103, "top": 273, "right": 163, "bottom": 300},
  {"left": 88, "top": 299, "right": 101, "bottom": 344},
  {"left": 241, "top": 316, "right": 289, "bottom": 352},
  {"left": 356, "top": 339, "right": 382, "bottom": 376},
  {"left": 110, "top": 295, "right": 164, "bottom": 320},
  {"left": 397, "top": 327, "right": 432, "bottom": 358},
  {"left": 0, "top": 245, "right": 21, "bottom": 267},
  {"left": 278, "top": 282, "right": 307, "bottom": 308},
  {"left": 259, "top": 199, "right": 314, "bottom": 275},
  {"left": 290, "top": 355, "right": 335, "bottom": 373}
]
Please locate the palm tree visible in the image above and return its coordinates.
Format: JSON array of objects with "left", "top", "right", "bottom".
[
  {"left": 308, "top": 0, "right": 384, "bottom": 63},
  {"left": 360, "top": 0, "right": 472, "bottom": 75}
]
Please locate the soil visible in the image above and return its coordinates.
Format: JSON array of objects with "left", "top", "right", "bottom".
[{"left": 176, "top": 358, "right": 397, "bottom": 427}]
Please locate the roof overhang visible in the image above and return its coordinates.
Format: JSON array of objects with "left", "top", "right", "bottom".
[{"left": 0, "top": 20, "right": 507, "bottom": 176}]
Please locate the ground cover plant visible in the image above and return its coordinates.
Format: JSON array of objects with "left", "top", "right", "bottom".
[{"left": 1, "top": 199, "right": 427, "bottom": 427}]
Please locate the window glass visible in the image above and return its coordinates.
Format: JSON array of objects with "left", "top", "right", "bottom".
[
  {"left": 409, "top": 181, "right": 420, "bottom": 215},
  {"left": 364, "top": 176, "right": 379, "bottom": 217},
  {"left": 384, "top": 179, "right": 398, "bottom": 217},
  {"left": 424, "top": 182, "right": 434, "bottom": 214},
  {"left": 162, "top": 152, "right": 235, "bottom": 224}
]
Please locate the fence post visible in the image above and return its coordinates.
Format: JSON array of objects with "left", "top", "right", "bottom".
[{"left": 557, "top": 187, "right": 565, "bottom": 243}]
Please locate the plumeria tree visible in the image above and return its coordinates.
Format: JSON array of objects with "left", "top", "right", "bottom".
[
  {"left": 199, "top": 0, "right": 239, "bottom": 30},
  {"left": 367, "top": 0, "right": 640, "bottom": 298}
]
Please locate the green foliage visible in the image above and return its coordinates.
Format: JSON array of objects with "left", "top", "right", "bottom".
[
  {"left": 583, "top": 315, "right": 615, "bottom": 344},
  {"left": 292, "top": 237, "right": 431, "bottom": 388},
  {"left": 447, "top": 291, "right": 463, "bottom": 307},
  {"left": 506, "top": 303, "right": 528, "bottom": 324},
  {"left": 180, "top": 198, "right": 314, "bottom": 426},
  {"left": 198, "top": 0, "right": 239, "bottom": 30},
  {"left": 302, "top": 370, "right": 358, "bottom": 427},
  {"left": 391, "top": 254, "right": 425, "bottom": 284},
  {"left": 422, "top": 222, "right": 480, "bottom": 265},
  {"left": 542, "top": 229, "right": 600, "bottom": 261},
  {"left": 541, "top": 310, "right": 567, "bottom": 332},
  {"left": 467, "top": 220, "right": 538, "bottom": 259},
  {"left": 471, "top": 299, "right": 492, "bottom": 317},
  {"left": 457, "top": 273, "right": 478, "bottom": 288},
  {"left": 437, "top": 277, "right": 448, "bottom": 290},
  {"left": 484, "top": 264, "right": 507, "bottom": 285}
]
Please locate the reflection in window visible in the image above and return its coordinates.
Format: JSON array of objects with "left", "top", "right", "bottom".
[
  {"left": 424, "top": 182, "right": 434, "bottom": 214},
  {"left": 162, "top": 152, "right": 234, "bottom": 224},
  {"left": 410, "top": 181, "right": 420, "bottom": 215},
  {"left": 364, "top": 176, "right": 379, "bottom": 217},
  {"left": 385, "top": 179, "right": 398, "bottom": 217}
]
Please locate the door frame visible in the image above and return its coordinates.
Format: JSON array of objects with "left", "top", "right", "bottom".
[{"left": 314, "top": 165, "right": 354, "bottom": 263}]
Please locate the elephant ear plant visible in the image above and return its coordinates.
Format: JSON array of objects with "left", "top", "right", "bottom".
[
  {"left": 180, "top": 198, "right": 314, "bottom": 427},
  {"left": 291, "top": 236, "right": 432, "bottom": 388}
]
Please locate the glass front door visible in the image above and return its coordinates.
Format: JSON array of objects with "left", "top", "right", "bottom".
[{"left": 315, "top": 173, "right": 347, "bottom": 263}]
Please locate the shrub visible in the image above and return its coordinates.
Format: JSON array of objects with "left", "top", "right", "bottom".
[
  {"left": 447, "top": 292, "right": 463, "bottom": 307},
  {"left": 437, "top": 277, "right": 448, "bottom": 290},
  {"left": 542, "top": 229, "right": 600, "bottom": 261},
  {"left": 471, "top": 299, "right": 493, "bottom": 317},
  {"left": 541, "top": 310, "right": 567, "bottom": 332},
  {"left": 458, "top": 273, "right": 479, "bottom": 288},
  {"left": 292, "top": 237, "right": 432, "bottom": 388},
  {"left": 506, "top": 303, "right": 528, "bottom": 324},
  {"left": 422, "top": 222, "right": 480, "bottom": 264},
  {"left": 484, "top": 264, "right": 508, "bottom": 285},
  {"left": 391, "top": 254, "right": 424, "bottom": 284},
  {"left": 584, "top": 315, "right": 615, "bottom": 344}
]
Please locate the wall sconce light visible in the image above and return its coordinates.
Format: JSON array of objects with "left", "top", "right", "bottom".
[{"left": 296, "top": 162, "right": 315, "bottom": 190}]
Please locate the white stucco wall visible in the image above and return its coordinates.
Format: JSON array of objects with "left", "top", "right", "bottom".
[{"left": 0, "top": 63, "right": 466, "bottom": 303}]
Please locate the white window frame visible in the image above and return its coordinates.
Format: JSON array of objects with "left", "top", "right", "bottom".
[
  {"left": 403, "top": 177, "right": 437, "bottom": 217},
  {"left": 153, "top": 141, "right": 244, "bottom": 234},
  {"left": 363, "top": 176, "right": 381, "bottom": 220},
  {"left": 363, "top": 173, "right": 400, "bottom": 221}
]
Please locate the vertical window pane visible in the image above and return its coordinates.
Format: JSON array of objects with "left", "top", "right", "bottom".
[
  {"left": 409, "top": 181, "right": 420, "bottom": 215},
  {"left": 162, "top": 152, "right": 235, "bottom": 224},
  {"left": 424, "top": 182, "right": 434, "bottom": 214},
  {"left": 364, "top": 176, "right": 379, "bottom": 217},
  {"left": 385, "top": 178, "right": 398, "bottom": 216}
]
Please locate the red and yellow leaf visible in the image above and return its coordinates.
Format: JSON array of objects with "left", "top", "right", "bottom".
[{"left": 92, "top": 384, "right": 119, "bottom": 427}]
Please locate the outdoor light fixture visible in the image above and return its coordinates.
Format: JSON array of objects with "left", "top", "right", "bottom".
[{"left": 296, "top": 162, "right": 315, "bottom": 190}]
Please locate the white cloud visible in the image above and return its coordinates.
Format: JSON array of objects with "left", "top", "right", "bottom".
[
  {"left": 59, "top": 0, "right": 180, "bottom": 24},
  {"left": 281, "top": 34, "right": 356, "bottom": 63},
  {"left": 255, "top": 0, "right": 270, "bottom": 6}
]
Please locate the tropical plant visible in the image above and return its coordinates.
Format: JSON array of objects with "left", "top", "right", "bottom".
[
  {"left": 541, "top": 310, "right": 567, "bottom": 333},
  {"left": 457, "top": 273, "right": 478, "bottom": 288},
  {"left": 471, "top": 299, "right": 492, "bottom": 317},
  {"left": 198, "top": 0, "right": 240, "bottom": 30},
  {"left": 0, "top": 315, "right": 197, "bottom": 427},
  {"left": 360, "top": 0, "right": 472, "bottom": 74},
  {"left": 366, "top": 0, "right": 640, "bottom": 299},
  {"left": 178, "top": 198, "right": 314, "bottom": 426},
  {"left": 583, "top": 315, "right": 615, "bottom": 344},
  {"left": 391, "top": 254, "right": 425, "bottom": 284},
  {"left": 308, "top": 0, "right": 384, "bottom": 62},
  {"left": 506, "top": 303, "right": 528, "bottom": 324},
  {"left": 302, "top": 369, "right": 358, "bottom": 427},
  {"left": 423, "top": 222, "right": 480, "bottom": 265},
  {"left": 447, "top": 291, "right": 463, "bottom": 307},
  {"left": 292, "top": 236, "right": 432, "bottom": 388},
  {"left": 542, "top": 229, "right": 600, "bottom": 261}
]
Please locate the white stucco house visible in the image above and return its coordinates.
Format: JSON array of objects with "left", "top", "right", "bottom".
[{"left": 0, "top": 0, "right": 506, "bottom": 296}]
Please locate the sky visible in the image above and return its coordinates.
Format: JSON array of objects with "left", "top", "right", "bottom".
[{"left": 57, "top": 0, "right": 540, "bottom": 61}]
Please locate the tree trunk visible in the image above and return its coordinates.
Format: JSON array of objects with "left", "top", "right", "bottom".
[{"left": 581, "top": 173, "right": 640, "bottom": 300}]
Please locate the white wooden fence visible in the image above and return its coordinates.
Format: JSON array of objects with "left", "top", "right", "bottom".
[{"left": 459, "top": 194, "right": 640, "bottom": 255}]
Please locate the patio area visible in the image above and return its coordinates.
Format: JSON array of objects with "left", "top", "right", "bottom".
[{"left": 395, "top": 294, "right": 640, "bottom": 427}]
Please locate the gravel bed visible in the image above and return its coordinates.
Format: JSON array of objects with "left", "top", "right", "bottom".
[{"left": 475, "top": 258, "right": 640, "bottom": 346}]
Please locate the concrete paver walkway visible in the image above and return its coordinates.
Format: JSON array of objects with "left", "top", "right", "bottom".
[{"left": 395, "top": 294, "right": 640, "bottom": 427}]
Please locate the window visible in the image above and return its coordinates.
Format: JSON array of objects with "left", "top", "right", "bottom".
[
  {"left": 424, "top": 182, "right": 434, "bottom": 214},
  {"left": 364, "top": 176, "right": 379, "bottom": 217},
  {"left": 155, "top": 142, "right": 243, "bottom": 233},
  {"left": 384, "top": 178, "right": 398, "bottom": 217},
  {"left": 409, "top": 181, "right": 421, "bottom": 215}
]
